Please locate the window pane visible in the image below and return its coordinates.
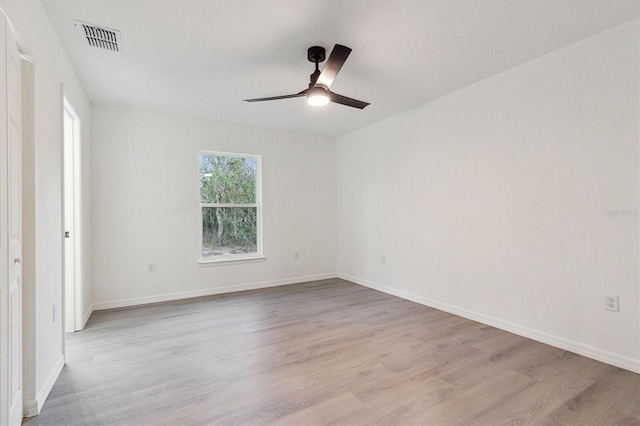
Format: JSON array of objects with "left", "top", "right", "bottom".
[
  {"left": 200, "top": 155, "right": 257, "bottom": 204},
  {"left": 202, "top": 207, "right": 257, "bottom": 257}
]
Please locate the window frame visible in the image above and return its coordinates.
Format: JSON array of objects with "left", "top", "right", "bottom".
[{"left": 198, "top": 150, "right": 264, "bottom": 264}]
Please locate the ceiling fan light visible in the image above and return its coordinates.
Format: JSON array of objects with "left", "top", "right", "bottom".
[{"left": 307, "top": 87, "right": 330, "bottom": 106}]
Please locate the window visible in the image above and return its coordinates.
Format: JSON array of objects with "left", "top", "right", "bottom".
[{"left": 199, "top": 152, "right": 262, "bottom": 261}]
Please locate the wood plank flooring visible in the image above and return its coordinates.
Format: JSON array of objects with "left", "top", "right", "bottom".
[{"left": 25, "top": 279, "right": 640, "bottom": 425}]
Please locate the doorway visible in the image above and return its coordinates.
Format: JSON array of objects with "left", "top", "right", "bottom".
[{"left": 63, "top": 97, "right": 83, "bottom": 333}]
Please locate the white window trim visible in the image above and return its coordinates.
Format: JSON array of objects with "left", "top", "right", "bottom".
[
  {"left": 198, "top": 255, "right": 266, "bottom": 266},
  {"left": 198, "top": 150, "right": 263, "bottom": 264},
  {"left": 201, "top": 203, "right": 257, "bottom": 208}
]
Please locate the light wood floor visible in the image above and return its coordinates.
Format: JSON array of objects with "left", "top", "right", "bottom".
[{"left": 26, "top": 279, "right": 640, "bottom": 425}]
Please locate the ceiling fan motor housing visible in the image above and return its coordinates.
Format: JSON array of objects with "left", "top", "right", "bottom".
[{"left": 307, "top": 46, "right": 326, "bottom": 63}]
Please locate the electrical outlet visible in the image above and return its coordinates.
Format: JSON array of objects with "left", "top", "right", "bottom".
[
  {"left": 294, "top": 251, "right": 299, "bottom": 260},
  {"left": 604, "top": 294, "right": 619, "bottom": 312},
  {"left": 381, "top": 256, "right": 386, "bottom": 265},
  {"left": 147, "top": 263, "right": 156, "bottom": 273}
]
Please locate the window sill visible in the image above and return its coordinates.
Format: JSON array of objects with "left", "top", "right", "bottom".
[{"left": 198, "top": 256, "right": 266, "bottom": 267}]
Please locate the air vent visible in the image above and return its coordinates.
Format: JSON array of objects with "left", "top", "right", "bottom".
[{"left": 75, "top": 20, "right": 122, "bottom": 53}]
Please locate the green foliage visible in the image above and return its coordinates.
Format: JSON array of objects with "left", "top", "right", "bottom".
[
  {"left": 200, "top": 154, "right": 258, "bottom": 257},
  {"left": 200, "top": 155, "right": 256, "bottom": 204}
]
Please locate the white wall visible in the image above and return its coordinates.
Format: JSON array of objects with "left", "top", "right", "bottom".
[
  {"left": 0, "top": 0, "right": 92, "bottom": 414},
  {"left": 337, "top": 19, "right": 639, "bottom": 372},
  {"left": 91, "top": 105, "right": 336, "bottom": 307}
]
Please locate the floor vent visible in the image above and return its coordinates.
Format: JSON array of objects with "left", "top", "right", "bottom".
[{"left": 75, "top": 20, "right": 122, "bottom": 53}]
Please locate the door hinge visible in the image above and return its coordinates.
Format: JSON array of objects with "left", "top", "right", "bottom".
[{"left": 65, "top": 231, "right": 70, "bottom": 238}]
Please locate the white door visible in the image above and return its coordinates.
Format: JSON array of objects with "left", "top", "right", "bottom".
[
  {"left": 0, "top": 14, "right": 23, "bottom": 426},
  {"left": 63, "top": 98, "right": 82, "bottom": 333},
  {"left": 63, "top": 107, "right": 75, "bottom": 333}
]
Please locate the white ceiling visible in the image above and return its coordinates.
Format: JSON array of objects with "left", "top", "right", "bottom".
[{"left": 42, "top": 0, "right": 639, "bottom": 138}]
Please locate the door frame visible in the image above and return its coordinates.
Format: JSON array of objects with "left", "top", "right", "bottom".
[{"left": 0, "top": 9, "right": 26, "bottom": 425}]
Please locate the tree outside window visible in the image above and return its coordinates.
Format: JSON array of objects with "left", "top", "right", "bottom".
[{"left": 200, "top": 152, "right": 261, "bottom": 259}]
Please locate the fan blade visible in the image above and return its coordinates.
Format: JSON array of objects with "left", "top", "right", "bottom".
[
  {"left": 329, "top": 92, "right": 370, "bottom": 109},
  {"left": 244, "top": 91, "right": 306, "bottom": 103},
  {"left": 315, "top": 44, "right": 351, "bottom": 89}
]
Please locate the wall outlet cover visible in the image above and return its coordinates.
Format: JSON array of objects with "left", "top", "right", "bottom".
[{"left": 604, "top": 294, "right": 619, "bottom": 312}]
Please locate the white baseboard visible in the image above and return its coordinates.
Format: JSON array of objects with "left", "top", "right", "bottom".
[
  {"left": 338, "top": 273, "right": 640, "bottom": 374},
  {"left": 81, "top": 304, "right": 93, "bottom": 329},
  {"left": 92, "top": 273, "right": 337, "bottom": 311},
  {"left": 25, "top": 355, "right": 65, "bottom": 417}
]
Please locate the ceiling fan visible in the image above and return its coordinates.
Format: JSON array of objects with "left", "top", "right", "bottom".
[{"left": 244, "top": 44, "right": 370, "bottom": 109}]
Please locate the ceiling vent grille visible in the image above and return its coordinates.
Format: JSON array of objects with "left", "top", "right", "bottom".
[{"left": 75, "top": 20, "right": 122, "bottom": 53}]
